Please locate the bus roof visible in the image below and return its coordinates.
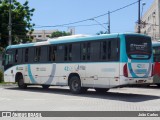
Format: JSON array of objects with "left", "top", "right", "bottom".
[{"left": 6, "top": 33, "right": 150, "bottom": 50}]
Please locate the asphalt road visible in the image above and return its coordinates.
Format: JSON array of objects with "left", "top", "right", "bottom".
[{"left": 0, "top": 85, "right": 160, "bottom": 120}]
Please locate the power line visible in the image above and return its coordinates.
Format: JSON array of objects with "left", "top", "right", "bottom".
[
  {"left": 33, "top": 23, "right": 108, "bottom": 28},
  {"left": 31, "top": 0, "right": 141, "bottom": 28}
]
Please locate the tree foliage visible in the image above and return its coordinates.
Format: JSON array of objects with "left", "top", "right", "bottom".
[
  {"left": 50, "top": 31, "right": 71, "bottom": 38},
  {"left": 0, "top": 0, "right": 35, "bottom": 48},
  {"left": 96, "top": 31, "right": 108, "bottom": 35}
]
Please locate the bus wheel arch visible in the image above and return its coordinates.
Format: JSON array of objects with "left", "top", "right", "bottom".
[
  {"left": 68, "top": 73, "right": 81, "bottom": 86},
  {"left": 68, "top": 73, "right": 87, "bottom": 94},
  {"left": 15, "top": 72, "right": 27, "bottom": 89}
]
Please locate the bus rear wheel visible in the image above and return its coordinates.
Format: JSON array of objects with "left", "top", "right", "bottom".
[
  {"left": 95, "top": 88, "right": 109, "bottom": 93},
  {"left": 42, "top": 85, "right": 50, "bottom": 89},
  {"left": 17, "top": 75, "right": 27, "bottom": 89},
  {"left": 69, "top": 76, "right": 87, "bottom": 94}
]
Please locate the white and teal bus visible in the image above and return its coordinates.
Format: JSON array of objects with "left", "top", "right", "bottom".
[
  {"left": 2, "top": 33, "right": 153, "bottom": 94},
  {"left": 152, "top": 41, "right": 160, "bottom": 87}
]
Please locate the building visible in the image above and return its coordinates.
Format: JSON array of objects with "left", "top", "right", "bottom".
[
  {"left": 139, "top": 0, "right": 160, "bottom": 41},
  {"left": 30, "top": 30, "right": 57, "bottom": 42},
  {"left": 29, "top": 28, "right": 75, "bottom": 42}
]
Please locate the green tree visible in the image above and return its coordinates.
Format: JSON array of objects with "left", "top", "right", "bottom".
[
  {"left": 96, "top": 31, "right": 108, "bottom": 35},
  {"left": 50, "top": 31, "right": 71, "bottom": 38},
  {"left": 0, "top": 0, "right": 35, "bottom": 48}
]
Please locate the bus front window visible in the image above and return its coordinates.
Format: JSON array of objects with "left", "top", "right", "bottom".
[
  {"left": 125, "top": 35, "right": 152, "bottom": 59},
  {"left": 5, "top": 50, "right": 14, "bottom": 65}
]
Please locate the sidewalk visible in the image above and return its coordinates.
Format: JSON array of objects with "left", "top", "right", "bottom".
[{"left": 0, "top": 83, "right": 17, "bottom": 87}]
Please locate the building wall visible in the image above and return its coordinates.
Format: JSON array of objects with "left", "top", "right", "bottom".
[
  {"left": 30, "top": 30, "right": 57, "bottom": 42},
  {"left": 29, "top": 28, "right": 75, "bottom": 42},
  {"left": 140, "top": 0, "right": 160, "bottom": 41}
]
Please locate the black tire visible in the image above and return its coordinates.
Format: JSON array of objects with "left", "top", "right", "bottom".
[
  {"left": 156, "top": 84, "right": 160, "bottom": 87},
  {"left": 69, "top": 76, "right": 87, "bottom": 94},
  {"left": 17, "top": 75, "right": 27, "bottom": 89},
  {"left": 42, "top": 85, "right": 50, "bottom": 89},
  {"left": 95, "top": 88, "right": 109, "bottom": 93}
]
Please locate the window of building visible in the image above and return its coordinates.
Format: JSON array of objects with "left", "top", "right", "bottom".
[
  {"left": 46, "top": 35, "right": 50, "bottom": 38},
  {"left": 38, "top": 35, "right": 42, "bottom": 38}
]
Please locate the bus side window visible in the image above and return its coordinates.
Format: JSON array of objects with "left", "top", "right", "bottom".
[
  {"left": 57, "top": 45, "right": 64, "bottom": 62},
  {"left": 81, "top": 42, "right": 90, "bottom": 61},
  {"left": 153, "top": 47, "right": 160, "bottom": 62},
  {"left": 64, "top": 44, "right": 72, "bottom": 61},
  {"left": 48, "top": 46, "right": 52, "bottom": 61},
  {"left": 90, "top": 41, "right": 100, "bottom": 61},
  {"left": 48, "top": 46, "right": 57, "bottom": 62},
  {"left": 87, "top": 43, "right": 90, "bottom": 60},
  {"left": 5, "top": 50, "right": 14, "bottom": 65},
  {"left": 110, "top": 39, "right": 119, "bottom": 61},
  {"left": 81, "top": 43, "right": 86, "bottom": 60},
  {"left": 34, "top": 47, "right": 41, "bottom": 62},
  {"left": 25, "top": 48, "right": 29, "bottom": 62},
  {"left": 15, "top": 49, "right": 18, "bottom": 63},
  {"left": 68, "top": 44, "right": 72, "bottom": 61},
  {"left": 53, "top": 46, "right": 57, "bottom": 61},
  {"left": 101, "top": 41, "right": 107, "bottom": 60},
  {"left": 108, "top": 41, "right": 111, "bottom": 60},
  {"left": 72, "top": 43, "right": 80, "bottom": 61},
  {"left": 64, "top": 45, "right": 68, "bottom": 61}
]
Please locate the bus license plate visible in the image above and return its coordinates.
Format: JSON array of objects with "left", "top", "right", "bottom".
[{"left": 137, "top": 80, "right": 144, "bottom": 83}]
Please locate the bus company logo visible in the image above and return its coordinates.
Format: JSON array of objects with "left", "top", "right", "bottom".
[
  {"left": 2, "top": 112, "right": 42, "bottom": 118},
  {"left": 74, "top": 65, "right": 86, "bottom": 71},
  {"left": 74, "top": 65, "right": 80, "bottom": 71},
  {"left": 137, "top": 64, "right": 145, "bottom": 68},
  {"left": 2, "top": 112, "right": 11, "bottom": 117}
]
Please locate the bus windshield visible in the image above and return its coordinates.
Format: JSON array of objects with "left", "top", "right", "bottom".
[{"left": 125, "top": 35, "right": 152, "bottom": 59}]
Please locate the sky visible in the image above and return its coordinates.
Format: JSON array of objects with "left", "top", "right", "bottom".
[{"left": 18, "top": 0, "right": 154, "bottom": 35}]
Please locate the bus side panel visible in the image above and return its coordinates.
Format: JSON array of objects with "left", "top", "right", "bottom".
[
  {"left": 4, "top": 65, "right": 26, "bottom": 83},
  {"left": 4, "top": 67, "right": 16, "bottom": 83},
  {"left": 85, "top": 63, "right": 120, "bottom": 88},
  {"left": 26, "top": 63, "right": 58, "bottom": 85},
  {"left": 153, "top": 62, "right": 160, "bottom": 84},
  {"left": 56, "top": 63, "right": 86, "bottom": 86}
]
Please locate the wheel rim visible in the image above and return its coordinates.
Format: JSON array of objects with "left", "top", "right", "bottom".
[
  {"left": 72, "top": 80, "right": 80, "bottom": 91},
  {"left": 19, "top": 78, "right": 24, "bottom": 86}
]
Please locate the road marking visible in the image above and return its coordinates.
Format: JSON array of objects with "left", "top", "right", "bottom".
[
  {"left": 24, "top": 98, "right": 46, "bottom": 101},
  {"left": 64, "top": 99, "right": 85, "bottom": 101},
  {"left": 0, "top": 97, "right": 11, "bottom": 101}
]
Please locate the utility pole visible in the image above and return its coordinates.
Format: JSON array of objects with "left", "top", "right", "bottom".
[
  {"left": 108, "top": 11, "right": 110, "bottom": 34},
  {"left": 8, "top": 0, "right": 12, "bottom": 45},
  {"left": 138, "top": 0, "right": 141, "bottom": 33}
]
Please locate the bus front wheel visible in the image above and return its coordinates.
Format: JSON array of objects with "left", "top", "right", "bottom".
[
  {"left": 69, "top": 76, "right": 87, "bottom": 94},
  {"left": 17, "top": 75, "right": 27, "bottom": 89}
]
